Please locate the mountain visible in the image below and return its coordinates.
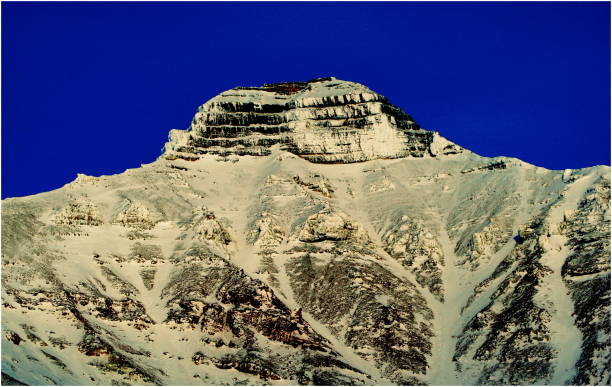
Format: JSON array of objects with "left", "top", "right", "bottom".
[{"left": 2, "top": 77, "right": 609, "bottom": 386}]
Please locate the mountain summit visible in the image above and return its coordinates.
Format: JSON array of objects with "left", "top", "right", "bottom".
[
  {"left": 2, "top": 79, "right": 610, "bottom": 386},
  {"left": 164, "top": 77, "right": 463, "bottom": 163}
]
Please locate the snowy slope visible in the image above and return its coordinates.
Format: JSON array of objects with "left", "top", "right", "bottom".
[{"left": 2, "top": 79, "right": 610, "bottom": 386}]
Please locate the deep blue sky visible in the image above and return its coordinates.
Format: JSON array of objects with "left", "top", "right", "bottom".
[{"left": 2, "top": 2, "right": 610, "bottom": 198}]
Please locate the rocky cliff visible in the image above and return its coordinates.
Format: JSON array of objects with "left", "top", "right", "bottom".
[
  {"left": 2, "top": 78, "right": 609, "bottom": 386},
  {"left": 164, "top": 77, "right": 463, "bottom": 163}
]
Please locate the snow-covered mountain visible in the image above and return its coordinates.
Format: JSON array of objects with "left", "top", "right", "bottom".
[{"left": 2, "top": 77, "right": 609, "bottom": 385}]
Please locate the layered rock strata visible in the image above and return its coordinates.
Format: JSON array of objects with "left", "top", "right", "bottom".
[{"left": 165, "top": 77, "right": 464, "bottom": 163}]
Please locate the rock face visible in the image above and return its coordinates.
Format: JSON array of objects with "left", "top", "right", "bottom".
[
  {"left": 165, "top": 77, "right": 464, "bottom": 163},
  {"left": 2, "top": 78, "right": 610, "bottom": 386}
]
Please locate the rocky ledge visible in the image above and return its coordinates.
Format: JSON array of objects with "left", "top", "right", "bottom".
[{"left": 164, "top": 77, "right": 464, "bottom": 163}]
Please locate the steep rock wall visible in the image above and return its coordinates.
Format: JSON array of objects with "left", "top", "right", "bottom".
[{"left": 164, "top": 77, "right": 464, "bottom": 163}]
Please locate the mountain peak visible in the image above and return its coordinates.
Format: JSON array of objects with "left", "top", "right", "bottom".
[
  {"left": 3, "top": 77, "right": 610, "bottom": 386},
  {"left": 164, "top": 78, "right": 464, "bottom": 163}
]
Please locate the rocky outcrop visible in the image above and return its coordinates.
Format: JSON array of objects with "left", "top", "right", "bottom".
[
  {"left": 562, "top": 176, "right": 611, "bottom": 385},
  {"left": 380, "top": 215, "right": 445, "bottom": 302},
  {"left": 161, "top": 245, "right": 369, "bottom": 384},
  {"left": 53, "top": 198, "right": 103, "bottom": 226},
  {"left": 454, "top": 214, "right": 557, "bottom": 385},
  {"left": 113, "top": 199, "right": 160, "bottom": 230},
  {"left": 164, "top": 77, "right": 464, "bottom": 163},
  {"left": 454, "top": 171, "right": 611, "bottom": 385},
  {"left": 286, "top": 251, "right": 434, "bottom": 383},
  {"left": 298, "top": 209, "right": 369, "bottom": 243},
  {"left": 181, "top": 207, "right": 233, "bottom": 248}
]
